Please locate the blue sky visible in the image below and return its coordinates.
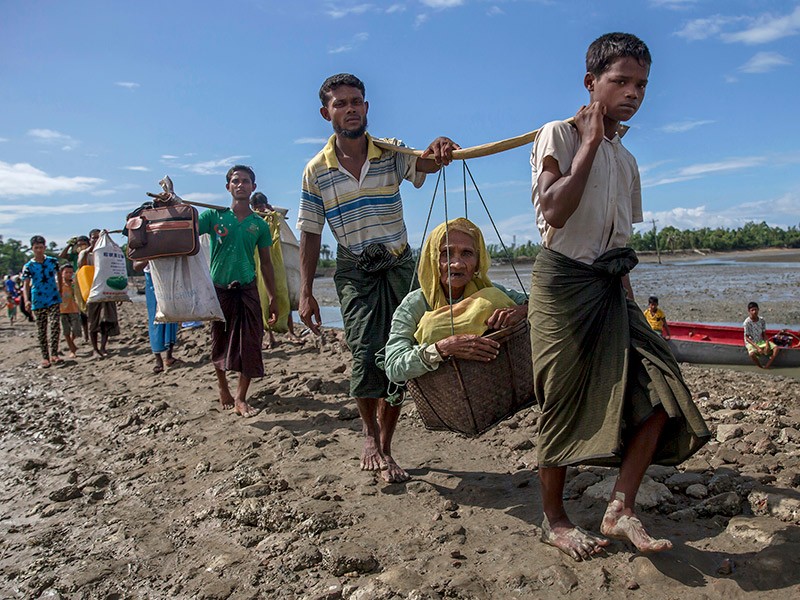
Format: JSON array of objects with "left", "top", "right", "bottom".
[{"left": 1, "top": 0, "right": 798, "bottom": 250}]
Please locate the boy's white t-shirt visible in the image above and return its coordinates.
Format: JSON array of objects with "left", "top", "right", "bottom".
[{"left": 530, "top": 120, "right": 643, "bottom": 265}]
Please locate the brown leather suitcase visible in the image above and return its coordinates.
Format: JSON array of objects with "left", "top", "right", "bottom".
[{"left": 126, "top": 203, "right": 200, "bottom": 260}]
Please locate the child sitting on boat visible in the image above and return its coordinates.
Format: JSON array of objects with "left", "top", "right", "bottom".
[{"left": 744, "top": 301, "right": 780, "bottom": 369}]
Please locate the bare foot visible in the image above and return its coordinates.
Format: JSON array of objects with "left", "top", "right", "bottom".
[
  {"left": 234, "top": 400, "right": 260, "bottom": 417},
  {"left": 39, "top": 359, "right": 51, "bottom": 369},
  {"left": 380, "top": 456, "right": 410, "bottom": 483},
  {"left": 218, "top": 388, "right": 235, "bottom": 410},
  {"left": 51, "top": 356, "right": 63, "bottom": 365},
  {"left": 165, "top": 357, "right": 182, "bottom": 367},
  {"left": 68, "top": 351, "right": 77, "bottom": 359},
  {"left": 541, "top": 514, "right": 610, "bottom": 561},
  {"left": 600, "top": 492, "right": 672, "bottom": 553},
  {"left": 360, "top": 436, "right": 383, "bottom": 471}
]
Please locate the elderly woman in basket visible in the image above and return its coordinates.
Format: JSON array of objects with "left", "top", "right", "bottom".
[{"left": 381, "top": 217, "right": 528, "bottom": 388}]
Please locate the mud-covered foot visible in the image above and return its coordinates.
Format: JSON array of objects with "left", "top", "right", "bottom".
[
  {"left": 360, "top": 437, "right": 383, "bottom": 471},
  {"left": 218, "top": 388, "right": 235, "bottom": 410},
  {"left": 380, "top": 456, "right": 410, "bottom": 483},
  {"left": 234, "top": 400, "right": 260, "bottom": 417},
  {"left": 39, "top": 359, "right": 51, "bottom": 369},
  {"left": 601, "top": 492, "right": 672, "bottom": 553},
  {"left": 541, "top": 515, "right": 610, "bottom": 561}
]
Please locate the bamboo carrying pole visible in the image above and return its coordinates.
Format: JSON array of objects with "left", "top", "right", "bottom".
[
  {"left": 372, "top": 118, "right": 575, "bottom": 159},
  {"left": 145, "top": 192, "right": 227, "bottom": 211}
]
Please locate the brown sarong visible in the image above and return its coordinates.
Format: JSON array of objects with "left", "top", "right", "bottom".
[
  {"left": 87, "top": 301, "right": 120, "bottom": 336},
  {"left": 211, "top": 281, "right": 264, "bottom": 378}
]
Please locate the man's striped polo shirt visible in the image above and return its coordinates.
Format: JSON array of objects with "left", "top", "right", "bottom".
[{"left": 297, "top": 133, "right": 425, "bottom": 255}]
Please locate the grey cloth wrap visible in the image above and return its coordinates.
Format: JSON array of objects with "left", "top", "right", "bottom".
[
  {"left": 335, "top": 243, "right": 414, "bottom": 399},
  {"left": 529, "top": 247, "right": 710, "bottom": 468}
]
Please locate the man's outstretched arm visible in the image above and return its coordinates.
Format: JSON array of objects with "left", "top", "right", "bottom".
[{"left": 299, "top": 231, "right": 323, "bottom": 335}]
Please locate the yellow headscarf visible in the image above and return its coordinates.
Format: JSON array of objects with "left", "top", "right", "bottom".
[
  {"left": 414, "top": 218, "right": 515, "bottom": 344},
  {"left": 418, "top": 218, "right": 492, "bottom": 311}
]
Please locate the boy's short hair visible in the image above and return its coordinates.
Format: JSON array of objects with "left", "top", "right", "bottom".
[
  {"left": 648, "top": 296, "right": 658, "bottom": 305},
  {"left": 61, "top": 263, "right": 74, "bottom": 271},
  {"left": 226, "top": 165, "right": 256, "bottom": 185},
  {"left": 89, "top": 229, "right": 101, "bottom": 236},
  {"left": 319, "top": 73, "right": 365, "bottom": 106},
  {"left": 586, "top": 32, "right": 651, "bottom": 76},
  {"left": 747, "top": 301, "right": 759, "bottom": 310},
  {"left": 76, "top": 235, "right": 90, "bottom": 245},
  {"left": 30, "top": 235, "right": 46, "bottom": 246}
]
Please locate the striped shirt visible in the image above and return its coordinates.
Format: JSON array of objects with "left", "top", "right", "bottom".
[{"left": 297, "top": 133, "right": 425, "bottom": 255}]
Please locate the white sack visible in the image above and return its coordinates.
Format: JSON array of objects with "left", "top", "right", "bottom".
[
  {"left": 150, "top": 236, "right": 223, "bottom": 322},
  {"left": 274, "top": 210, "right": 300, "bottom": 310},
  {"left": 88, "top": 231, "right": 131, "bottom": 303}
]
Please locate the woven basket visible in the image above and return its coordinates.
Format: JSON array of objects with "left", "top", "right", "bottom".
[{"left": 406, "top": 319, "right": 534, "bottom": 437}]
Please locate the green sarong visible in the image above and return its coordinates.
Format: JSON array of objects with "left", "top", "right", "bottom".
[
  {"left": 529, "top": 247, "right": 710, "bottom": 468},
  {"left": 335, "top": 244, "right": 414, "bottom": 399}
]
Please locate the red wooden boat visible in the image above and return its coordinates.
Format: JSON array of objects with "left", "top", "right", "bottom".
[{"left": 666, "top": 321, "right": 800, "bottom": 367}]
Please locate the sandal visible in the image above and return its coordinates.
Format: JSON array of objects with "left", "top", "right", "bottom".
[{"left": 39, "top": 360, "right": 51, "bottom": 369}]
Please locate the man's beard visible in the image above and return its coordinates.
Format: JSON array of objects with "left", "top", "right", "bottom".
[{"left": 334, "top": 115, "right": 368, "bottom": 139}]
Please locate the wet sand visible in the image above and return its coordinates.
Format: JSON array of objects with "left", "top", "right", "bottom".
[{"left": 1, "top": 251, "right": 799, "bottom": 599}]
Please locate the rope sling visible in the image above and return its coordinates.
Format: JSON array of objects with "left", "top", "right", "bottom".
[{"left": 382, "top": 146, "right": 538, "bottom": 436}]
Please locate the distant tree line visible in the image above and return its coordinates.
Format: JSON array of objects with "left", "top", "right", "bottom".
[
  {"left": 629, "top": 221, "right": 800, "bottom": 253},
  {"left": 3, "top": 221, "right": 798, "bottom": 275}
]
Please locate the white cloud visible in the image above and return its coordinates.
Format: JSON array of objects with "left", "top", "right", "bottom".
[
  {"left": 0, "top": 137, "right": 8, "bottom": 143},
  {"left": 122, "top": 166, "right": 150, "bottom": 172},
  {"left": 487, "top": 6, "right": 503, "bottom": 16},
  {"left": 176, "top": 156, "right": 249, "bottom": 176},
  {"left": 161, "top": 154, "right": 179, "bottom": 160},
  {"left": 739, "top": 51, "right": 791, "bottom": 73},
  {"left": 329, "top": 32, "right": 369, "bottom": 54},
  {"left": 639, "top": 192, "right": 800, "bottom": 231},
  {"left": 27, "top": 129, "right": 78, "bottom": 150},
  {"left": 414, "top": 13, "right": 429, "bottom": 27},
  {"left": 677, "top": 7, "right": 800, "bottom": 44},
  {"left": 294, "top": 137, "right": 329, "bottom": 145},
  {"left": 675, "top": 15, "right": 745, "bottom": 41},
  {"left": 115, "top": 81, "right": 140, "bottom": 89},
  {"left": 723, "top": 6, "right": 800, "bottom": 44},
  {"left": 660, "top": 119, "right": 715, "bottom": 133},
  {"left": 0, "top": 202, "right": 130, "bottom": 226},
  {"left": 90, "top": 190, "right": 117, "bottom": 197},
  {"left": 0, "top": 161, "right": 103, "bottom": 197},
  {"left": 420, "top": 0, "right": 464, "bottom": 8},
  {"left": 326, "top": 3, "right": 373, "bottom": 18},
  {"left": 649, "top": 0, "right": 698, "bottom": 9},
  {"left": 643, "top": 156, "right": 767, "bottom": 188},
  {"left": 386, "top": 3, "right": 405, "bottom": 13}
]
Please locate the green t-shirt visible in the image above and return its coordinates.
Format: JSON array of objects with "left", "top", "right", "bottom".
[{"left": 198, "top": 209, "right": 272, "bottom": 287}]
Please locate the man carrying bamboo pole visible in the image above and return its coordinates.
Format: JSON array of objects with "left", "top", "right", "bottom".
[{"left": 297, "top": 73, "right": 458, "bottom": 483}]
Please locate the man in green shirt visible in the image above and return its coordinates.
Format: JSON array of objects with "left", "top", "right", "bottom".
[{"left": 198, "top": 165, "right": 278, "bottom": 417}]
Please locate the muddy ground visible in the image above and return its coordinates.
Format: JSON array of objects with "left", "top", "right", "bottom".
[{"left": 1, "top": 268, "right": 799, "bottom": 599}]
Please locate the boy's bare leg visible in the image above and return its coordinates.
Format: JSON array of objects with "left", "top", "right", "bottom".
[
  {"left": 214, "top": 368, "right": 235, "bottom": 410},
  {"left": 749, "top": 352, "right": 763, "bottom": 368},
  {"left": 765, "top": 346, "right": 779, "bottom": 369},
  {"left": 601, "top": 408, "right": 672, "bottom": 553},
  {"left": 99, "top": 331, "right": 109, "bottom": 356},
  {"left": 377, "top": 400, "right": 408, "bottom": 483},
  {"left": 233, "top": 374, "right": 259, "bottom": 417},
  {"left": 90, "top": 331, "right": 104, "bottom": 359},
  {"left": 65, "top": 333, "right": 78, "bottom": 358},
  {"left": 539, "top": 466, "right": 610, "bottom": 560},
  {"left": 356, "top": 397, "right": 383, "bottom": 471}
]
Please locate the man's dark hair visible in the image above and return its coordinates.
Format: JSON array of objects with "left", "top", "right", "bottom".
[
  {"left": 226, "top": 165, "right": 256, "bottom": 185},
  {"left": 319, "top": 73, "right": 365, "bottom": 106},
  {"left": 61, "top": 262, "right": 74, "bottom": 271},
  {"left": 747, "top": 301, "right": 759, "bottom": 310},
  {"left": 648, "top": 296, "right": 658, "bottom": 305},
  {"left": 89, "top": 229, "right": 101, "bottom": 236},
  {"left": 30, "top": 235, "right": 46, "bottom": 246},
  {"left": 586, "top": 32, "right": 651, "bottom": 76},
  {"left": 251, "top": 192, "right": 269, "bottom": 208},
  {"left": 76, "top": 235, "right": 90, "bottom": 244}
]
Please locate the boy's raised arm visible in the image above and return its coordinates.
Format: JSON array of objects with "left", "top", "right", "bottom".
[{"left": 537, "top": 103, "right": 606, "bottom": 229}]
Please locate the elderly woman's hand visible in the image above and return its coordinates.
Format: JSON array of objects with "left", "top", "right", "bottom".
[
  {"left": 435, "top": 334, "right": 500, "bottom": 362},
  {"left": 486, "top": 304, "right": 528, "bottom": 330}
]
